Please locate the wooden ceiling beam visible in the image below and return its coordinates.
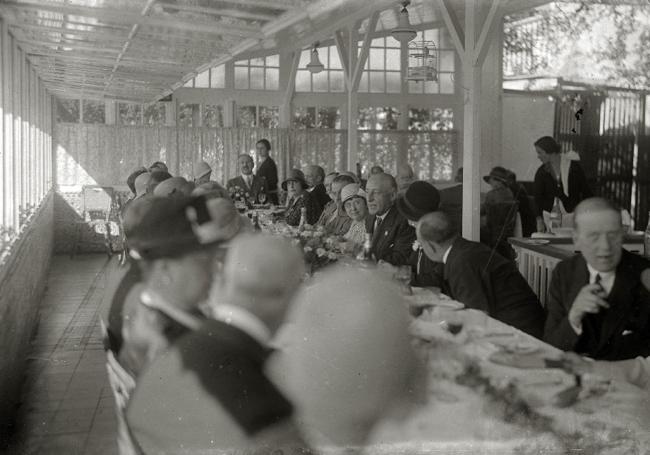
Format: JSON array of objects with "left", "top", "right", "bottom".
[
  {"left": 154, "top": 3, "right": 275, "bottom": 22},
  {"left": 1, "top": 3, "right": 263, "bottom": 38}
]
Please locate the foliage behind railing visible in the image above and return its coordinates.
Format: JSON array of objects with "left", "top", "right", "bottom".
[{"left": 54, "top": 125, "right": 459, "bottom": 188}]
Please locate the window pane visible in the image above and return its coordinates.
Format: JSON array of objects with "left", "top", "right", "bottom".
[
  {"left": 293, "top": 106, "right": 315, "bottom": 128},
  {"left": 265, "top": 68, "right": 279, "bottom": 90},
  {"left": 210, "top": 65, "right": 225, "bottom": 88},
  {"left": 440, "top": 73, "right": 454, "bottom": 94},
  {"left": 250, "top": 67, "right": 264, "bottom": 89},
  {"left": 357, "top": 72, "right": 369, "bottom": 92},
  {"left": 237, "top": 106, "right": 257, "bottom": 127},
  {"left": 329, "top": 71, "right": 345, "bottom": 92},
  {"left": 386, "top": 72, "right": 401, "bottom": 93},
  {"left": 295, "top": 70, "right": 311, "bottom": 92},
  {"left": 204, "top": 105, "right": 223, "bottom": 127},
  {"left": 250, "top": 57, "right": 264, "bottom": 66},
  {"left": 424, "top": 80, "right": 440, "bottom": 94},
  {"left": 371, "top": 37, "right": 384, "bottom": 47},
  {"left": 234, "top": 59, "right": 248, "bottom": 66},
  {"left": 177, "top": 104, "right": 196, "bottom": 127},
  {"left": 369, "top": 48, "right": 384, "bottom": 70},
  {"left": 329, "top": 47, "right": 342, "bottom": 69},
  {"left": 386, "top": 36, "right": 401, "bottom": 48},
  {"left": 266, "top": 54, "right": 279, "bottom": 67},
  {"left": 144, "top": 103, "right": 165, "bottom": 125},
  {"left": 440, "top": 51, "right": 455, "bottom": 71},
  {"left": 299, "top": 49, "right": 310, "bottom": 67},
  {"left": 56, "top": 98, "right": 80, "bottom": 123},
  {"left": 195, "top": 70, "right": 210, "bottom": 88},
  {"left": 386, "top": 49, "right": 400, "bottom": 71},
  {"left": 317, "top": 48, "right": 328, "bottom": 68},
  {"left": 318, "top": 107, "right": 340, "bottom": 129},
  {"left": 183, "top": 79, "right": 194, "bottom": 88},
  {"left": 408, "top": 81, "right": 424, "bottom": 94},
  {"left": 234, "top": 67, "right": 248, "bottom": 89},
  {"left": 369, "top": 71, "right": 385, "bottom": 93},
  {"left": 259, "top": 106, "right": 279, "bottom": 128},
  {"left": 82, "top": 100, "right": 105, "bottom": 123},
  {"left": 312, "top": 71, "right": 328, "bottom": 92},
  {"left": 119, "top": 103, "right": 142, "bottom": 125}
]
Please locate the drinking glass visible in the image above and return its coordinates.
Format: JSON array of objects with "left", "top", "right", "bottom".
[
  {"left": 395, "top": 265, "right": 413, "bottom": 295},
  {"left": 258, "top": 192, "right": 267, "bottom": 204}
]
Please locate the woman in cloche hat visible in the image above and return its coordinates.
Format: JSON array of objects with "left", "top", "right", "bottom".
[{"left": 282, "top": 169, "right": 319, "bottom": 227}]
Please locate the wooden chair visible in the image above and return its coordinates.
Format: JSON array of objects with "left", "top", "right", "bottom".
[
  {"left": 482, "top": 201, "right": 519, "bottom": 261},
  {"left": 70, "top": 185, "right": 115, "bottom": 258}
]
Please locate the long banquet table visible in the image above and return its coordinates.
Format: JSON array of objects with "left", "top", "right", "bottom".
[{"left": 256, "top": 211, "right": 650, "bottom": 453}]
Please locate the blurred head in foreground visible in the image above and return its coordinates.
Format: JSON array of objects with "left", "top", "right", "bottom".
[
  {"left": 280, "top": 266, "right": 423, "bottom": 446},
  {"left": 209, "top": 234, "right": 305, "bottom": 336}
]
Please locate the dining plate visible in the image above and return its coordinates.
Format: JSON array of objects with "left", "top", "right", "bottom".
[{"left": 520, "top": 239, "right": 550, "bottom": 245}]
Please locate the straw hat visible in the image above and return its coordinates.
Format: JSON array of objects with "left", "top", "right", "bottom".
[
  {"left": 186, "top": 198, "right": 250, "bottom": 245},
  {"left": 134, "top": 172, "right": 151, "bottom": 197},
  {"left": 340, "top": 183, "right": 367, "bottom": 205}
]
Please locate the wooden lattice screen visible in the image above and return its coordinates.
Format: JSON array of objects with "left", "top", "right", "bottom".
[{"left": 554, "top": 91, "right": 649, "bottom": 230}]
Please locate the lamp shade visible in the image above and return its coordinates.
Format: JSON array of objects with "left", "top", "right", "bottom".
[
  {"left": 391, "top": 7, "right": 417, "bottom": 43},
  {"left": 306, "top": 48, "right": 324, "bottom": 74}
]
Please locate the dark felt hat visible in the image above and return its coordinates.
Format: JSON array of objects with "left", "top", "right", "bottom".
[
  {"left": 123, "top": 196, "right": 215, "bottom": 260},
  {"left": 396, "top": 180, "right": 440, "bottom": 222},
  {"left": 281, "top": 169, "right": 308, "bottom": 191},
  {"left": 483, "top": 166, "right": 510, "bottom": 184}
]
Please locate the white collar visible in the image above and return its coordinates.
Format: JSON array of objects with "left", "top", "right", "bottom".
[
  {"left": 442, "top": 244, "right": 453, "bottom": 264},
  {"left": 212, "top": 304, "right": 271, "bottom": 346},
  {"left": 242, "top": 174, "right": 253, "bottom": 182},
  {"left": 586, "top": 263, "right": 616, "bottom": 295}
]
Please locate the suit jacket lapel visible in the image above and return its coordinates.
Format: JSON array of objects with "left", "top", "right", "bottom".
[
  {"left": 372, "top": 207, "right": 394, "bottom": 253},
  {"left": 597, "top": 261, "right": 637, "bottom": 352}
]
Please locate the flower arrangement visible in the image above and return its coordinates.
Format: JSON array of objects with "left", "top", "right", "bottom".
[
  {"left": 283, "top": 225, "right": 339, "bottom": 273},
  {"left": 228, "top": 185, "right": 252, "bottom": 211}
]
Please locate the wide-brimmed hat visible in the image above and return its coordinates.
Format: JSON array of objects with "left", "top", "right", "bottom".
[
  {"left": 396, "top": 181, "right": 440, "bottom": 222},
  {"left": 281, "top": 169, "right": 308, "bottom": 191},
  {"left": 194, "top": 160, "right": 212, "bottom": 180},
  {"left": 134, "top": 172, "right": 151, "bottom": 197},
  {"left": 187, "top": 198, "right": 251, "bottom": 246},
  {"left": 482, "top": 166, "right": 510, "bottom": 184},
  {"left": 340, "top": 183, "right": 367, "bottom": 205}
]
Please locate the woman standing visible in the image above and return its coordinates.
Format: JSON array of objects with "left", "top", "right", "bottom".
[
  {"left": 255, "top": 139, "right": 279, "bottom": 205},
  {"left": 282, "top": 169, "right": 319, "bottom": 226},
  {"left": 533, "top": 136, "right": 593, "bottom": 232}
]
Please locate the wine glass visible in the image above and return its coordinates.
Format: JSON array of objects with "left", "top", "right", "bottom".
[
  {"left": 395, "top": 265, "right": 413, "bottom": 295},
  {"left": 258, "top": 192, "right": 267, "bottom": 205},
  {"left": 436, "top": 307, "right": 465, "bottom": 337}
]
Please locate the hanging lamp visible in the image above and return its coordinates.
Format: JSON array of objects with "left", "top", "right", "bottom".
[
  {"left": 306, "top": 43, "right": 325, "bottom": 74},
  {"left": 391, "top": 1, "right": 417, "bottom": 44}
]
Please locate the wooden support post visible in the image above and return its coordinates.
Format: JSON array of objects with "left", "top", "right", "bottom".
[{"left": 346, "top": 24, "right": 359, "bottom": 172}]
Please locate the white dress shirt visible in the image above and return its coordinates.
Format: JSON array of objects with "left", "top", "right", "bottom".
[
  {"left": 212, "top": 304, "right": 271, "bottom": 347},
  {"left": 442, "top": 245, "right": 453, "bottom": 264},
  {"left": 242, "top": 174, "right": 253, "bottom": 189}
]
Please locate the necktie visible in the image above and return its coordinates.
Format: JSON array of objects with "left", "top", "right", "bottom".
[{"left": 372, "top": 216, "right": 382, "bottom": 243}]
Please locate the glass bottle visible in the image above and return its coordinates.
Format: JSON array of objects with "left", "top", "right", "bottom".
[
  {"left": 643, "top": 213, "right": 650, "bottom": 259},
  {"left": 299, "top": 207, "right": 307, "bottom": 229},
  {"left": 252, "top": 212, "right": 261, "bottom": 231},
  {"left": 549, "top": 197, "right": 563, "bottom": 233},
  {"left": 356, "top": 233, "right": 374, "bottom": 262}
]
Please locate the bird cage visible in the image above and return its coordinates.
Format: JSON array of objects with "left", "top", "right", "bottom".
[{"left": 406, "top": 40, "right": 438, "bottom": 82}]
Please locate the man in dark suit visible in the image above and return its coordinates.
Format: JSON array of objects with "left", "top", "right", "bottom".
[
  {"left": 416, "top": 211, "right": 545, "bottom": 338},
  {"left": 437, "top": 182, "right": 463, "bottom": 232},
  {"left": 544, "top": 198, "right": 650, "bottom": 360},
  {"left": 255, "top": 138, "right": 279, "bottom": 205},
  {"left": 305, "top": 165, "right": 331, "bottom": 215},
  {"left": 364, "top": 173, "right": 415, "bottom": 266},
  {"left": 227, "top": 154, "right": 268, "bottom": 204},
  {"left": 127, "top": 235, "right": 313, "bottom": 454},
  {"left": 395, "top": 181, "right": 444, "bottom": 288}
]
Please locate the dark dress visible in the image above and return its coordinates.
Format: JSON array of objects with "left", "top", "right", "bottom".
[
  {"left": 256, "top": 157, "right": 279, "bottom": 205},
  {"left": 533, "top": 160, "right": 592, "bottom": 216},
  {"left": 285, "top": 193, "right": 319, "bottom": 226}
]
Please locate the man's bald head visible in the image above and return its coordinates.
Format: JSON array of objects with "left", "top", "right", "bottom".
[
  {"left": 366, "top": 173, "right": 398, "bottom": 216},
  {"left": 573, "top": 197, "right": 621, "bottom": 232},
  {"left": 305, "top": 165, "right": 325, "bottom": 187},
  {"left": 396, "top": 164, "right": 415, "bottom": 192},
  {"left": 416, "top": 211, "right": 457, "bottom": 262}
]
